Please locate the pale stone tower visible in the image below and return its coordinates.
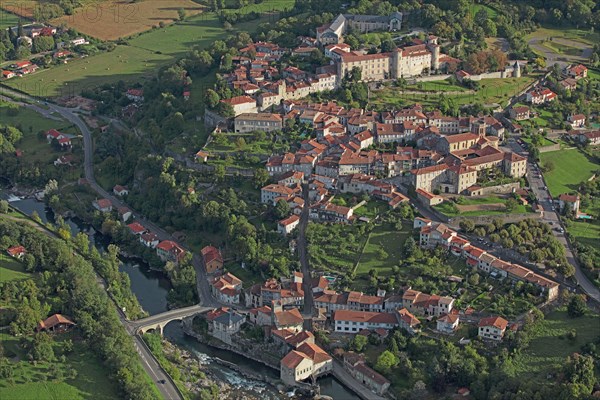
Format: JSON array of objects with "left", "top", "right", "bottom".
[
  {"left": 392, "top": 47, "right": 402, "bottom": 79},
  {"left": 426, "top": 35, "right": 440, "bottom": 71},
  {"left": 513, "top": 61, "right": 521, "bottom": 78}
]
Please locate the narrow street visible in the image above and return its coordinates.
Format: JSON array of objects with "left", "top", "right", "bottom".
[{"left": 298, "top": 182, "right": 315, "bottom": 329}]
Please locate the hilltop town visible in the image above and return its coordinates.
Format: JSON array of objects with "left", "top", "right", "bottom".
[{"left": 1, "top": 1, "right": 599, "bottom": 400}]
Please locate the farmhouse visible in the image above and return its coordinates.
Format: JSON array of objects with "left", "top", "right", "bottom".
[
  {"left": 278, "top": 214, "right": 300, "bottom": 235},
  {"left": 509, "top": 106, "right": 530, "bottom": 121},
  {"left": 343, "top": 352, "right": 390, "bottom": 395},
  {"left": 221, "top": 96, "right": 258, "bottom": 116},
  {"left": 140, "top": 232, "right": 160, "bottom": 248},
  {"left": 401, "top": 289, "right": 454, "bottom": 317},
  {"left": 565, "top": 64, "right": 588, "bottom": 79},
  {"left": 201, "top": 245, "right": 224, "bottom": 274},
  {"left": 7, "top": 245, "right": 26, "bottom": 259},
  {"left": 567, "top": 114, "right": 586, "bottom": 128},
  {"left": 478, "top": 316, "right": 508, "bottom": 341},
  {"left": 127, "top": 222, "right": 146, "bottom": 235},
  {"left": 211, "top": 273, "right": 242, "bottom": 304},
  {"left": 280, "top": 342, "right": 332, "bottom": 386},
  {"left": 156, "top": 240, "right": 186, "bottom": 264},
  {"left": 525, "top": 87, "right": 557, "bottom": 104},
  {"left": 37, "top": 314, "right": 75, "bottom": 333},
  {"left": 93, "top": 198, "right": 112, "bottom": 213},
  {"left": 113, "top": 185, "right": 129, "bottom": 196},
  {"left": 436, "top": 313, "right": 459, "bottom": 333}
]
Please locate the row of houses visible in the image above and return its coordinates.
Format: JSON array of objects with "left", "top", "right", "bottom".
[{"left": 415, "top": 218, "right": 560, "bottom": 300}]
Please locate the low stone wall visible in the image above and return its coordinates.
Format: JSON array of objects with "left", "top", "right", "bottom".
[
  {"left": 411, "top": 74, "right": 451, "bottom": 83},
  {"left": 449, "top": 212, "right": 541, "bottom": 227},
  {"left": 538, "top": 142, "right": 561, "bottom": 153},
  {"left": 475, "top": 182, "right": 521, "bottom": 196}
]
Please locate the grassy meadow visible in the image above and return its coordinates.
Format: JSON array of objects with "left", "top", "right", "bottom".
[
  {"left": 0, "top": 332, "right": 121, "bottom": 400},
  {"left": 512, "top": 308, "right": 600, "bottom": 380},
  {"left": 354, "top": 223, "right": 411, "bottom": 280},
  {"left": 0, "top": 253, "right": 31, "bottom": 283},
  {"left": 540, "top": 149, "right": 599, "bottom": 196}
]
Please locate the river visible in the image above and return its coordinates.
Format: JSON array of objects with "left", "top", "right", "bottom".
[{"left": 3, "top": 195, "right": 359, "bottom": 400}]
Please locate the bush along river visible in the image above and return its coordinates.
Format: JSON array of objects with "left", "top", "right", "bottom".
[{"left": 4, "top": 194, "right": 359, "bottom": 399}]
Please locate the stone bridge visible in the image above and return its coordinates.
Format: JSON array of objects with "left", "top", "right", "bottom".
[{"left": 130, "top": 304, "right": 212, "bottom": 335}]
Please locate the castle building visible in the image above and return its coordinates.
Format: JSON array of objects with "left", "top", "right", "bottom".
[
  {"left": 317, "top": 12, "right": 403, "bottom": 45},
  {"left": 336, "top": 36, "right": 441, "bottom": 82}
]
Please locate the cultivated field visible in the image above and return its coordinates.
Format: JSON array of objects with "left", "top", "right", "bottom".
[
  {"left": 456, "top": 203, "right": 506, "bottom": 213},
  {"left": 540, "top": 149, "right": 599, "bottom": 196},
  {"left": 434, "top": 195, "right": 531, "bottom": 217},
  {"left": 51, "top": 0, "right": 205, "bottom": 40},
  {"left": 0, "top": 8, "right": 20, "bottom": 29},
  {"left": 4, "top": 8, "right": 283, "bottom": 97}
]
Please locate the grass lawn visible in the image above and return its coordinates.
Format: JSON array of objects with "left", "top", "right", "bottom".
[
  {"left": 0, "top": 253, "right": 31, "bottom": 283},
  {"left": 0, "top": 332, "right": 121, "bottom": 400},
  {"left": 567, "top": 220, "right": 600, "bottom": 248},
  {"left": 469, "top": 3, "right": 498, "bottom": 19},
  {"left": 434, "top": 196, "right": 532, "bottom": 217},
  {"left": 0, "top": 100, "right": 79, "bottom": 165},
  {"left": 0, "top": 8, "right": 20, "bottom": 29},
  {"left": 540, "top": 149, "right": 599, "bottom": 196},
  {"left": 353, "top": 200, "right": 388, "bottom": 219},
  {"left": 521, "top": 135, "right": 555, "bottom": 147},
  {"left": 354, "top": 223, "right": 410, "bottom": 279},
  {"left": 512, "top": 308, "right": 600, "bottom": 380}
]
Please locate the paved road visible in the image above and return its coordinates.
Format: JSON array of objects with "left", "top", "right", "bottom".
[
  {"left": 1, "top": 209, "right": 182, "bottom": 400},
  {"left": 1, "top": 86, "right": 186, "bottom": 400},
  {"left": 298, "top": 182, "right": 314, "bottom": 328},
  {"left": 506, "top": 138, "right": 600, "bottom": 302}
]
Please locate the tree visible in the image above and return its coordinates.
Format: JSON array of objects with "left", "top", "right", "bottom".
[
  {"left": 564, "top": 353, "right": 595, "bottom": 395},
  {"left": 351, "top": 335, "right": 368, "bottom": 352},
  {"left": 567, "top": 294, "right": 587, "bottom": 317},
  {"left": 33, "top": 35, "right": 54, "bottom": 53},
  {"left": 505, "top": 198, "right": 518, "bottom": 212},
  {"left": 213, "top": 165, "right": 226, "bottom": 182},
  {"left": 459, "top": 219, "right": 475, "bottom": 232},
  {"left": 274, "top": 199, "right": 290, "bottom": 219},
  {"left": 0, "top": 200, "right": 8, "bottom": 214},
  {"left": 177, "top": 8, "right": 186, "bottom": 21},
  {"left": 205, "top": 89, "right": 220, "bottom": 109},
  {"left": 253, "top": 168, "right": 269, "bottom": 188},
  {"left": 375, "top": 350, "right": 397, "bottom": 374}
]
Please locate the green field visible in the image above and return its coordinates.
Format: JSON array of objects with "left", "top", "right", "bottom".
[
  {"left": 5, "top": 45, "right": 172, "bottom": 98},
  {"left": 513, "top": 308, "right": 600, "bottom": 380},
  {"left": 469, "top": 4, "right": 498, "bottom": 19},
  {"left": 540, "top": 149, "right": 599, "bottom": 196},
  {"left": 521, "top": 135, "right": 556, "bottom": 147},
  {"left": 5, "top": 7, "right": 288, "bottom": 97},
  {"left": 372, "top": 77, "right": 536, "bottom": 109},
  {"left": 354, "top": 223, "right": 410, "bottom": 278},
  {"left": 0, "top": 100, "right": 79, "bottom": 164},
  {"left": 0, "top": 333, "right": 121, "bottom": 400},
  {"left": 0, "top": 9, "right": 20, "bottom": 30},
  {"left": 0, "top": 253, "right": 31, "bottom": 283},
  {"left": 434, "top": 196, "right": 532, "bottom": 217},
  {"left": 568, "top": 220, "right": 600, "bottom": 248}
]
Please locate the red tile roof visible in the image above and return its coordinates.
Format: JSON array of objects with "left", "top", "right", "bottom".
[
  {"left": 201, "top": 245, "right": 223, "bottom": 265},
  {"left": 478, "top": 316, "right": 508, "bottom": 330}
]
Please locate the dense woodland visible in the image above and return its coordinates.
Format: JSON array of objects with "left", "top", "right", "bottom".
[{"left": 0, "top": 218, "right": 158, "bottom": 400}]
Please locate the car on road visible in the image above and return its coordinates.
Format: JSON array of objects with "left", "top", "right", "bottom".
[{"left": 158, "top": 379, "right": 166, "bottom": 384}]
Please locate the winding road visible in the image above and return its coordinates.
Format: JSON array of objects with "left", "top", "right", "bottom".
[{"left": 1, "top": 86, "right": 190, "bottom": 400}]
